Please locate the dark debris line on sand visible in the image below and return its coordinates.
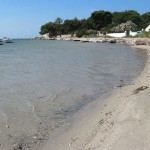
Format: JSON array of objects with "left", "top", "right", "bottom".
[{"left": 133, "top": 86, "right": 148, "bottom": 94}]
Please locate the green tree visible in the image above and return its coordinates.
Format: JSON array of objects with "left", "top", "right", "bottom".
[
  {"left": 124, "top": 10, "right": 141, "bottom": 26},
  {"left": 55, "top": 17, "right": 63, "bottom": 24},
  {"left": 55, "top": 24, "right": 65, "bottom": 36},
  {"left": 80, "top": 18, "right": 93, "bottom": 30},
  {"left": 63, "top": 18, "right": 81, "bottom": 34},
  {"left": 140, "top": 12, "right": 150, "bottom": 28},
  {"left": 112, "top": 12, "right": 126, "bottom": 25},
  {"left": 141, "top": 12, "right": 150, "bottom": 23},
  {"left": 39, "top": 22, "right": 57, "bottom": 36},
  {"left": 40, "top": 22, "right": 65, "bottom": 36},
  {"left": 39, "top": 23, "right": 50, "bottom": 35},
  {"left": 90, "top": 10, "right": 112, "bottom": 30},
  {"left": 112, "top": 10, "right": 141, "bottom": 27}
]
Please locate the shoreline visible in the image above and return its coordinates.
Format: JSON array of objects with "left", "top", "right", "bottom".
[
  {"left": 40, "top": 39, "right": 150, "bottom": 150},
  {"left": 48, "top": 36, "right": 150, "bottom": 46}
]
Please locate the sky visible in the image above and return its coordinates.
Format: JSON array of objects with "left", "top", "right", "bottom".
[{"left": 0, "top": 0, "right": 149, "bottom": 38}]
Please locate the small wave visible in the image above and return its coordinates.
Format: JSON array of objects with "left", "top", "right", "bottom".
[{"left": 47, "top": 87, "right": 71, "bottom": 104}]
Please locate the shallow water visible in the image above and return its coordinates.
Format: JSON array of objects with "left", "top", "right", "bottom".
[{"left": 0, "top": 40, "right": 147, "bottom": 149}]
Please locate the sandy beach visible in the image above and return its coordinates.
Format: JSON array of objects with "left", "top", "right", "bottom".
[{"left": 40, "top": 40, "right": 150, "bottom": 150}]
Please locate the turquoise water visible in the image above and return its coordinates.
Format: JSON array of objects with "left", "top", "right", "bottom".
[{"left": 0, "top": 40, "right": 147, "bottom": 148}]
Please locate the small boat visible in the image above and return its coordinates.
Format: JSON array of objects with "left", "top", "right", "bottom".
[
  {"left": 3, "top": 37, "right": 13, "bottom": 43},
  {"left": 0, "top": 39, "right": 4, "bottom": 45}
]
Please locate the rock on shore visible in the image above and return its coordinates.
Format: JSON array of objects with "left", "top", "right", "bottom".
[{"left": 55, "top": 37, "right": 150, "bottom": 46}]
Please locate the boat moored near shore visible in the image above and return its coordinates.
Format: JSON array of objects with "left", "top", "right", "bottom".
[{"left": 2, "top": 37, "right": 13, "bottom": 43}]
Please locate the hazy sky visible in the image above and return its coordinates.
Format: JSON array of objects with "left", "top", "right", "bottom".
[{"left": 0, "top": 0, "right": 149, "bottom": 38}]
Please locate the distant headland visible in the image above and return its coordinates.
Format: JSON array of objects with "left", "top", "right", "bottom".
[{"left": 37, "top": 10, "right": 150, "bottom": 39}]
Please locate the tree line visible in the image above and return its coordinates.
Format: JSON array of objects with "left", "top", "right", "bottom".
[{"left": 39, "top": 10, "right": 150, "bottom": 37}]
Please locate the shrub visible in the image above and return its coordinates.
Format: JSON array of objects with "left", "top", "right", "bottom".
[
  {"left": 87, "top": 30, "right": 97, "bottom": 36},
  {"left": 76, "top": 29, "right": 88, "bottom": 37}
]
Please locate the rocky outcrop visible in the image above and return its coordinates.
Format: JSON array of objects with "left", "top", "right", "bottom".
[
  {"left": 42, "top": 33, "right": 50, "bottom": 40},
  {"left": 111, "top": 21, "right": 138, "bottom": 33},
  {"left": 109, "top": 39, "right": 116, "bottom": 43},
  {"left": 135, "top": 40, "right": 147, "bottom": 45},
  {"left": 117, "top": 38, "right": 150, "bottom": 46}
]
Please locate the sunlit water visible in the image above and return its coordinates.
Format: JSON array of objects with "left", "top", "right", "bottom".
[{"left": 0, "top": 40, "right": 147, "bottom": 149}]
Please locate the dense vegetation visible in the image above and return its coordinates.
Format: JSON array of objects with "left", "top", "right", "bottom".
[{"left": 39, "top": 10, "right": 150, "bottom": 37}]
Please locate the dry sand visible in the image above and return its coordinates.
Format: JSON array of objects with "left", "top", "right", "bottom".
[{"left": 40, "top": 43, "right": 150, "bottom": 150}]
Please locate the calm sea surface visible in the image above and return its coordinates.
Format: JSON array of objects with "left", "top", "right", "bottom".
[{"left": 0, "top": 40, "right": 147, "bottom": 148}]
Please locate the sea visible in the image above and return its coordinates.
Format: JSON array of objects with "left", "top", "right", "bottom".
[{"left": 0, "top": 40, "right": 147, "bottom": 149}]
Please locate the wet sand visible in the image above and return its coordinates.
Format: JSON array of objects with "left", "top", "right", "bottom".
[{"left": 40, "top": 42, "right": 150, "bottom": 150}]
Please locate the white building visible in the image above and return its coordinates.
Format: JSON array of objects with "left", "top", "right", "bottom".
[
  {"left": 145, "top": 25, "right": 150, "bottom": 32},
  {"left": 107, "top": 31, "right": 138, "bottom": 38}
]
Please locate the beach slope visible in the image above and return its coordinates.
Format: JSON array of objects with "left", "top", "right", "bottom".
[{"left": 41, "top": 44, "right": 150, "bottom": 150}]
